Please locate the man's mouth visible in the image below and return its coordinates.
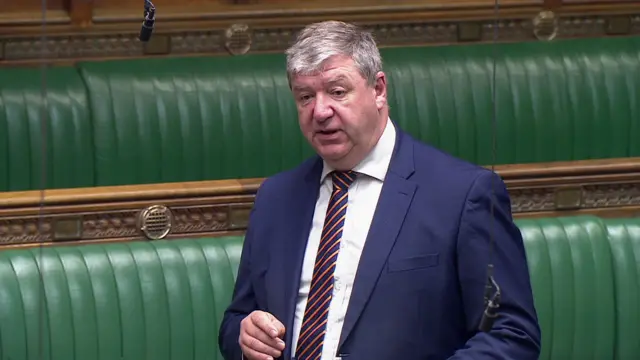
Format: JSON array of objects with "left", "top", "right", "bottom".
[{"left": 318, "top": 129, "right": 340, "bottom": 135}]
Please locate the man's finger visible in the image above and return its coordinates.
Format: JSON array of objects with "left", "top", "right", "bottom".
[
  {"left": 245, "top": 323, "right": 284, "bottom": 350},
  {"left": 269, "top": 315, "right": 286, "bottom": 338},
  {"left": 240, "top": 334, "right": 282, "bottom": 359},
  {"left": 252, "top": 312, "right": 280, "bottom": 337}
]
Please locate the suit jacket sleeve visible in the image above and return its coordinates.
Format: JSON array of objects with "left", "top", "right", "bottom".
[
  {"left": 448, "top": 171, "right": 542, "bottom": 360},
  {"left": 218, "top": 183, "right": 266, "bottom": 360}
]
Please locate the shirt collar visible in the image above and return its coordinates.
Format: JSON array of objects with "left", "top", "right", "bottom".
[{"left": 321, "top": 118, "right": 396, "bottom": 183}]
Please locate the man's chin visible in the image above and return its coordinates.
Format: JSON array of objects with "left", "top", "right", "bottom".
[{"left": 316, "top": 145, "right": 352, "bottom": 163}]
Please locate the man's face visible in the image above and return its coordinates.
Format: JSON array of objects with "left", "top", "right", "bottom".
[{"left": 290, "top": 55, "right": 387, "bottom": 170}]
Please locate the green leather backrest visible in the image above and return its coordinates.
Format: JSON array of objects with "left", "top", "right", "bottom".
[
  {"left": 77, "top": 55, "right": 306, "bottom": 186},
  {"left": 0, "top": 67, "right": 95, "bottom": 191},
  {"left": 515, "top": 216, "right": 615, "bottom": 360},
  {"left": 386, "top": 37, "right": 640, "bottom": 164},
  {"left": 603, "top": 218, "right": 640, "bottom": 360},
  {"left": 74, "top": 35, "right": 640, "bottom": 186},
  {"left": 0, "top": 236, "right": 243, "bottom": 360}
]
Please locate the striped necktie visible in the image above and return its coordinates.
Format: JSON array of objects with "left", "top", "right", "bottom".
[{"left": 295, "top": 170, "right": 357, "bottom": 360}]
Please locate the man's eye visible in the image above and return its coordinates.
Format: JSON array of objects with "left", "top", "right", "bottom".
[{"left": 332, "top": 90, "right": 346, "bottom": 97}]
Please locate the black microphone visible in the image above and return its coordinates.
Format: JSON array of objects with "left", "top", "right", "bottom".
[
  {"left": 479, "top": 264, "right": 501, "bottom": 332},
  {"left": 139, "top": 0, "right": 156, "bottom": 42}
]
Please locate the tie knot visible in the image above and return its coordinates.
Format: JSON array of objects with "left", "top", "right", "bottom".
[{"left": 331, "top": 170, "right": 357, "bottom": 191}]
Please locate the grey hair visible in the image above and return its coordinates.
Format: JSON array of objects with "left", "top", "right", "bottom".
[{"left": 285, "top": 21, "right": 383, "bottom": 87}]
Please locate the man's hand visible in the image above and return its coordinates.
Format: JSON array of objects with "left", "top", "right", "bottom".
[{"left": 239, "top": 310, "right": 286, "bottom": 360}]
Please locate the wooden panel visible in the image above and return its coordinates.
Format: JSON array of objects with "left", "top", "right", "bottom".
[
  {"left": 0, "top": 0, "right": 639, "bottom": 64},
  {"left": 92, "top": 0, "right": 542, "bottom": 20},
  {"left": 563, "top": 0, "right": 639, "bottom": 3},
  {"left": 93, "top": 0, "right": 225, "bottom": 10},
  {"left": 94, "top": 0, "right": 227, "bottom": 6},
  {"left": 558, "top": 0, "right": 640, "bottom": 13},
  {"left": 0, "top": 0, "right": 69, "bottom": 27},
  {"left": 92, "top": 0, "right": 231, "bottom": 15},
  {"left": 544, "top": 0, "right": 562, "bottom": 9},
  {"left": 1, "top": 158, "right": 639, "bottom": 248},
  {"left": 0, "top": 0, "right": 67, "bottom": 23},
  {"left": 0, "top": 0, "right": 65, "bottom": 11}
]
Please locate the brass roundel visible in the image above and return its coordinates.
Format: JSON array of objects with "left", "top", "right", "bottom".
[
  {"left": 533, "top": 11, "right": 558, "bottom": 41},
  {"left": 225, "top": 23, "right": 252, "bottom": 55},
  {"left": 138, "top": 205, "right": 173, "bottom": 240}
]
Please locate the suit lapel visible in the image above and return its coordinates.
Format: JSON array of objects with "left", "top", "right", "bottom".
[
  {"left": 273, "top": 158, "right": 322, "bottom": 359},
  {"left": 338, "top": 131, "right": 417, "bottom": 351}
]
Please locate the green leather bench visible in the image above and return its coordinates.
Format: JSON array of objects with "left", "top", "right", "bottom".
[
  {"left": 1, "top": 36, "right": 639, "bottom": 191},
  {"left": 0, "top": 236, "right": 244, "bottom": 360},
  {"left": 0, "top": 215, "right": 638, "bottom": 359},
  {"left": 0, "top": 67, "right": 96, "bottom": 191},
  {"left": 603, "top": 218, "right": 640, "bottom": 360},
  {"left": 516, "top": 215, "right": 640, "bottom": 359}
]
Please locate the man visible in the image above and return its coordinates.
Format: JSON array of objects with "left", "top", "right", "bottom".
[{"left": 219, "top": 20, "right": 541, "bottom": 360}]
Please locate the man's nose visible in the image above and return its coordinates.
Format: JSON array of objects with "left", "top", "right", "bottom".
[{"left": 312, "top": 94, "right": 334, "bottom": 122}]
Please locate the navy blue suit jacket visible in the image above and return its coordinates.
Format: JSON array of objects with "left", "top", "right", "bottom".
[{"left": 219, "top": 128, "right": 541, "bottom": 359}]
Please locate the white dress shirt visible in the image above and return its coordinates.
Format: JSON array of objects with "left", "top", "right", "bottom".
[{"left": 290, "top": 119, "right": 396, "bottom": 359}]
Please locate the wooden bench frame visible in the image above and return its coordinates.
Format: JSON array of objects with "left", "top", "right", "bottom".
[
  {"left": 1, "top": 0, "right": 639, "bottom": 66},
  {"left": 0, "top": 157, "right": 638, "bottom": 248}
]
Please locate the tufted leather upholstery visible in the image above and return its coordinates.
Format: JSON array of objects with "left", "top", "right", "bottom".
[
  {"left": 0, "top": 216, "right": 638, "bottom": 360},
  {"left": 603, "top": 218, "right": 640, "bottom": 360},
  {"left": 77, "top": 56, "right": 310, "bottom": 187},
  {"left": 1, "top": 36, "right": 639, "bottom": 190},
  {"left": 0, "top": 236, "right": 243, "bottom": 360},
  {"left": 385, "top": 37, "right": 640, "bottom": 164},
  {"left": 77, "top": 36, "right": 640, "bottom": 186},
  {"left": 516, "top": 216, "right": 616, "bottom": 360},
  {"left": 0, "top": 66, "right": 95, "bottom": 191}
]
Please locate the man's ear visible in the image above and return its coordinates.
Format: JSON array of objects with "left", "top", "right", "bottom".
[{"left": 373, "top": 71, "right": 387, "bottom": 110}]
